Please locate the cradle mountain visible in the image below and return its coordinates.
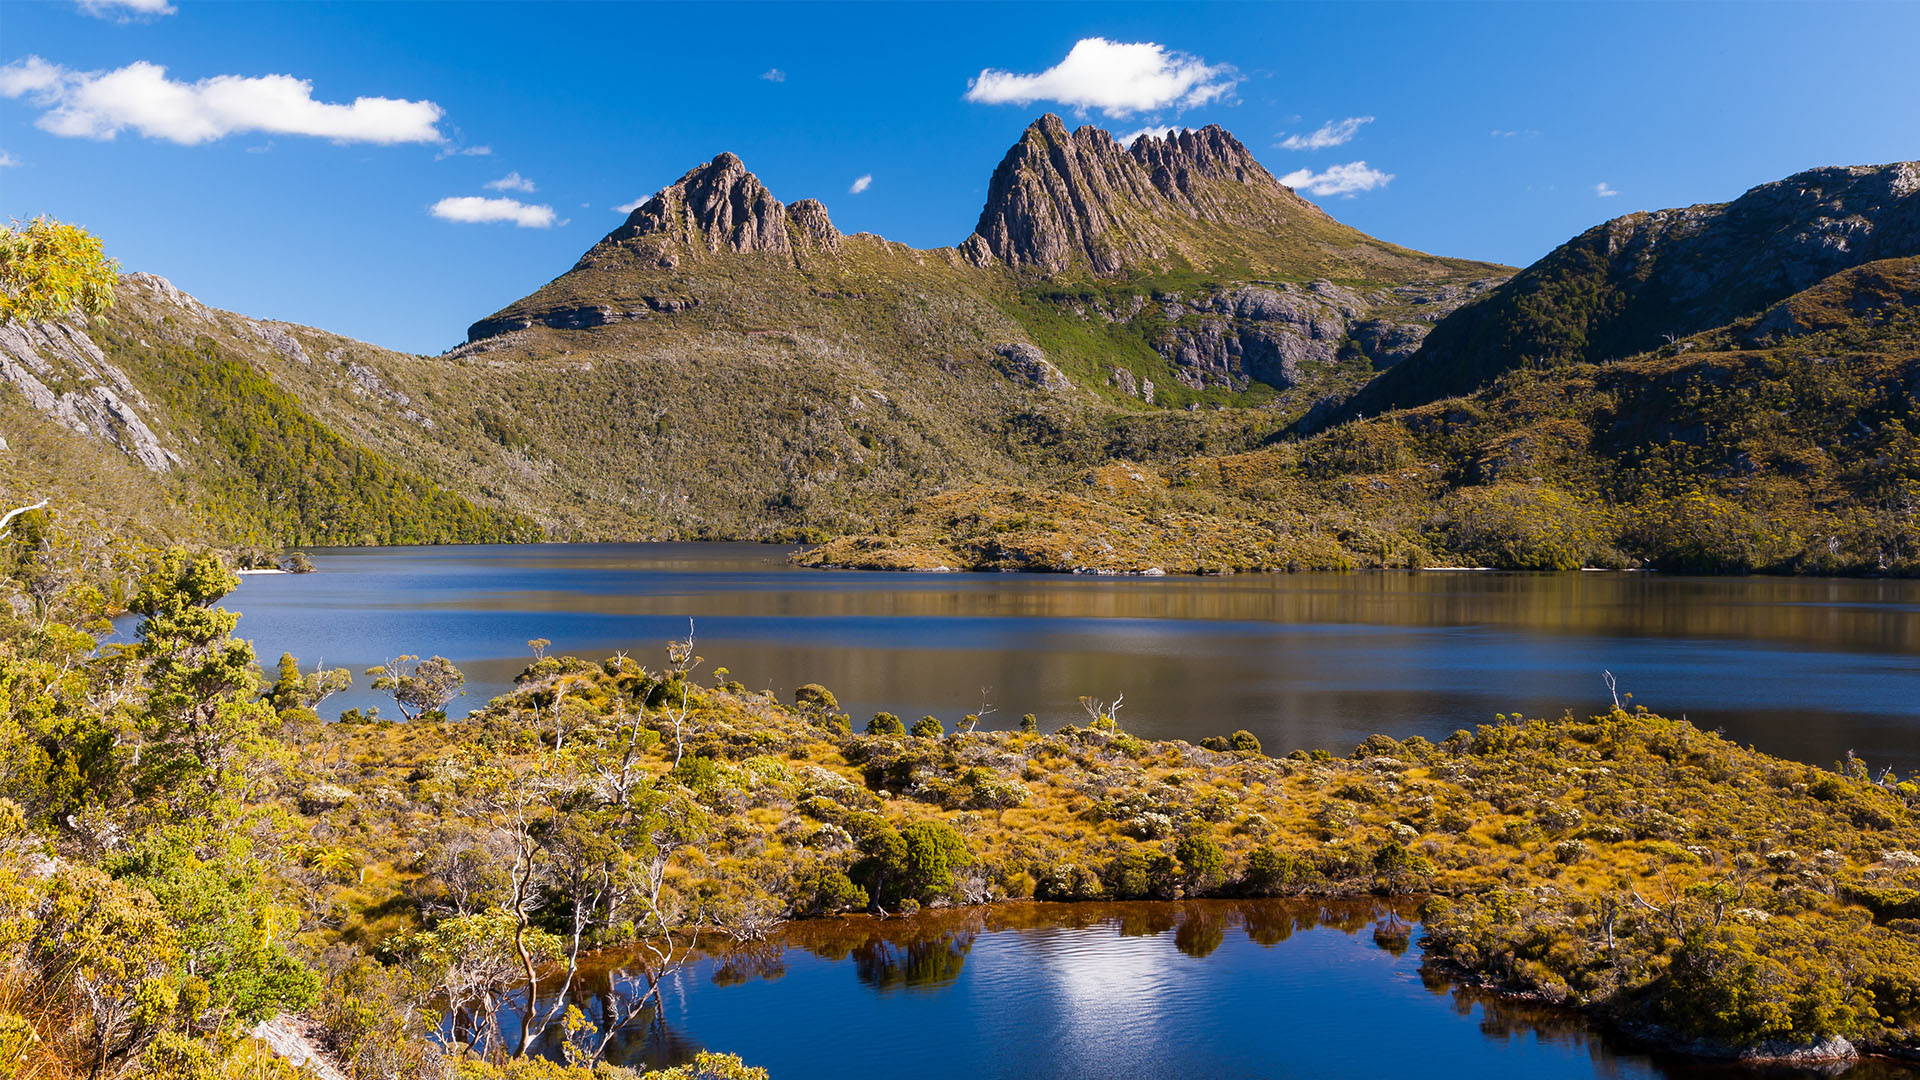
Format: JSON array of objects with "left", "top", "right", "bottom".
[{"left": 5, "top": 116, "right": 1917, "bottom": 574}]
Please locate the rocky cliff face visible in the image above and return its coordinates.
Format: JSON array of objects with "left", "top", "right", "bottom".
[
  {"left": 1026, "top": 276, "right": 1500, "bottom": 402},
  {"left": 0, "top": 279, "right": 185, "bottom": 473},
  {"left": 604, "top": 152, "right": 843, "bottom": 259},
  {"left": 958, "top": 115, "right": 1492, "bottom": 285},
  {"left": 1141, "top": 280, "right": 1499, "bottom": 391},
  {"left": 1340, "top": 160, "right": 1920, "bottom": 419},
  {"left": 963, "top": 115, "right": 1310, "bottom": 274}
]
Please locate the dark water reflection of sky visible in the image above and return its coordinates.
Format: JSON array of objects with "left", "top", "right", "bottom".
[
  {"left": 225, "top": 543, "right": 1920, "bottom": 771},
  {"left": 506, "top": 902, "right": 1919, "bottom": 1080}
]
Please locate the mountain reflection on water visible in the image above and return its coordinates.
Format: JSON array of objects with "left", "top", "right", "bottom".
[
  {"left": 487, "top": 900, "right": 1917, "bottom": 1080},
  {"left": 229, "top": 544, "right": 1920, "bottom": 772}
]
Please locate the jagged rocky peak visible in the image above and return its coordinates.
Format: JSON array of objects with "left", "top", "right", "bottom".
[
  {"left": 786, "top": 197, "right": 843, "bottom": 253},
  {"left": 963, "top": 114, "right": 1306, "bottom": 274},
  {"left": 607, "top": 152, "right": 842, "bottom": 258},
  {"left": 1127, "top": 123, "right": 1273, "bottom": 190}
]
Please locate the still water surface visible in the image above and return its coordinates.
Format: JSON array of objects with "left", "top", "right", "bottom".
[
  {"left": 228, "top": 543, "right": 1920, "bottom": 770},
  {"left": 501, "top": 901, "right": 1917, "bottom": 1080}
]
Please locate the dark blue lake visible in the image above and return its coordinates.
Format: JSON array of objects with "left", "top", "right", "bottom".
[
  {"left": 226, "top": 542, "right": 1920, "bottom": 772},
  {"left": 500, "top": 902, "right": 1919, "bottom": 1080}
]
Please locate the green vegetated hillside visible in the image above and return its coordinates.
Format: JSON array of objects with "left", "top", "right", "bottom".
[
  {"left": 1337, "top": 162, "right": 1920, "bottom": 422},
  {"left": 1, "top": 122, "right": 1914, "bottom": 576},
  {"left": 0, "top": 275, "right": 537, "bottom": 550},
  {"left": 809, "top": 257, "right": 1920, "bottom": 574}
]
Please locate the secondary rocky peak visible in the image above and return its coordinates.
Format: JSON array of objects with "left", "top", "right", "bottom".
[
  {"left": 786, "top": 198, "right": 843, "bottom": 253},
  {"left": 610, "top": 153, "right": 789, "bottom": 255},
  {"left": 963, "top": 114, "right": 1305, "bottom": 274},
  {"left": 605, "top": 153, "right": 843, "bottom": 260}
]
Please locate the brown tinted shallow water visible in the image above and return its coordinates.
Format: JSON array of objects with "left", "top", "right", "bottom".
[
  {"left": 228, "top": 542, "right": 1920, "bottom": 771},
  {"left": 482, "top": 901, "right": 1920, "bottom": 1080}
]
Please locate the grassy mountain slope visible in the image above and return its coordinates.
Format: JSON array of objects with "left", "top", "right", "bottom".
[
  {"left": 0, "top": 274, "right": 537, "bottom": 548},
  {"left": 807, "top": 257, "right": 1920, "bottom": 574},
  {"left": 1336, "top": 162, "right": 1920, "bottom": 421}
]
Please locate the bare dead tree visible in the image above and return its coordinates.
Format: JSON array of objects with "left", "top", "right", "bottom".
[{"left": 0, "top": 498, "right": 48, "bottom": 538}]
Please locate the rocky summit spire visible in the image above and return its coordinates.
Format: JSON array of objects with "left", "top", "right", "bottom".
[
  {"left": 606, "top": 153, "right": 842, "bottom": 260},
  {"left": 962, "top": 114, "right": 1310, "bottom": 275}
]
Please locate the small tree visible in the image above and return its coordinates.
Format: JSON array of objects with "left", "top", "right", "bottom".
[
  {"left": 267, "top": 652, "right": 352, "bottom": 717},
  {"left": 866, "top": 711, "right": 906, "bottom": 736},
  {"left": 365, "top": 654, "right": 465, "bottom": 720},
  {"left": 911, "top": 715, "right": 944, "bottom": 738},
  {"left": 0, "top": 216, "right": 118, "bottom": 324},
  {"left": 1175, "top": 831, "right": 1226, "bottom": 895}
]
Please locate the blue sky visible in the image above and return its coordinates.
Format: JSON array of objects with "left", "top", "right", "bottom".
[{"left": 4, "top": 1, "right": 1918, "bottom": 354}]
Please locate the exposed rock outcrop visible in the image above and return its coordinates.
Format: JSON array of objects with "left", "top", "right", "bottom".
[
  {"left": 963, "top": 115, "right": 1310, "bottom": 274},
  {"left": 958, "top": 115, "right": 1495, "bottom": 285},
  {"left": 465, "top": 294, "right": 703, "bottom": 340},
  {"left": 0, "top": 316, "right": 181, "bottom": 472},
  {"left": 1041, "top": 277, "right": 1501, "bottom": 394},
  {"left": 611, "top": 152, "right": 793, "bottom": 256},
  {"left": 597, "top": 155, "right": 845, "bottom": 262},
  {"left": 991, "top": 342, "right": 1071, "bottom": 392},
  {"left": 787, "top": 198, "right": 843, "bottom": 254}
]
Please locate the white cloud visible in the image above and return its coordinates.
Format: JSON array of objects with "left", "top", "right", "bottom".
[
  {"left": 430, "top": 196, "right": 557, "bottom": 228},
  {"left": 760, "top": 68, "right": 786, "bottom": 83},
  {"left": 1491, "top": 128, "right": 1541, "bottom": 139},
  {"left": 1277, "top": 115, "right": 1372, "bottom": 151},
  {"left": 0, "top": 56, "right": 443, "bottom": 145},
  {"left": 848, "top": 174, "right": 872, "bottom": 194},
  {"left": 485, "top": 170, "right": 535, "bottom": 193},
  {"left": 77, "top": 0, "right": 174, "bottom": 19},
  {"left": 0, "top": 58, "right": 63, "bottom": 97},
  {"left": 614, "top": 196, "right": 647, "bottom": 213},
  {"left": 964, "top": 38, "right": 1237, "bottom": 118},
  {"left": 1595, "top": 181, "right": 1620, "bottom": 198},
  {"left": 0, "top": 151, "right": 17, "bottom": 168},
  {"left": 1279, "top": 161, "right": 1393, "bottom": 197},
  {"left": 1116, "top": 124, "right": 1184, "bottom": 146}
]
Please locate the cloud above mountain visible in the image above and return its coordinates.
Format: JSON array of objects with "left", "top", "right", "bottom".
[
  {"left": 964, "top": 38, "right": 1236, "bottom": 117},
  {"left": 485, "top": 171, "right": 536, "bottom": 193},
  {"left": 430, "top": 195, "right": 557, "bottom": 228},
  {"left": 1279, "top": 161, "right": 1393, "bottom": 197},
  {"left": 1278, "top": 116, "right": 1372, "bottom": 151},
  {"left": 76, "top": 0, "right": 173, "bottom": 19},
  {"left": 0, "top": 56, "right": 444, "bottom": 145}
]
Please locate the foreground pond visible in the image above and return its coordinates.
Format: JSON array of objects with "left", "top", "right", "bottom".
[
  {"left": 229, "top": 543, "right": 1920, "bottom": 770},
  {"left": 482, "top": 901, "right": 1918, "bottom": 1079}
]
